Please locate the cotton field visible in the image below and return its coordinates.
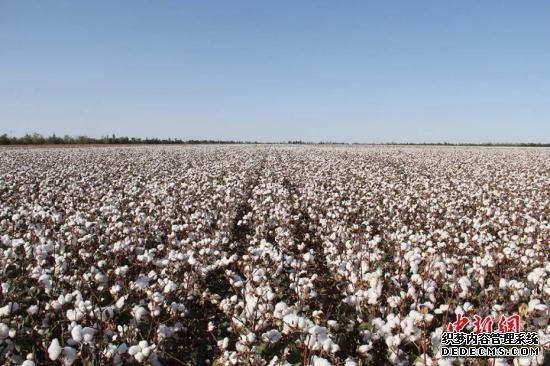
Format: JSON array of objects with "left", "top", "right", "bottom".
[{"left": 0, "top": 145, "right": 548, "bottom": 366}]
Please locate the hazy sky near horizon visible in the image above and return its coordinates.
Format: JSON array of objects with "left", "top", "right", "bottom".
[{"left": 1, "top": 1, "right": 549, "bottom": 143}]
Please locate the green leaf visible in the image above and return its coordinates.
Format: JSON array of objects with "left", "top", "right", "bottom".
[
  {"left": 358, "top": 321, "right": 373, "bottom": 331},
  {"left": 254, "top": 342, "right": 267, "bottom": 354}
]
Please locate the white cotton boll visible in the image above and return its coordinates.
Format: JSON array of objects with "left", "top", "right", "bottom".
[
  {"left": 458, "top": 276, "right": 471, "bottom": 297},
  {"left": 411, "top": 274, "right": 423, "bottom": 285},
  {"left": 67, "top": 306, "right": 86, "bottom": 321},
  {"left": 298, "top": 317, "right": 308, "bottom": 329},
  {"left": 463, "top": 302, "right": 474, "bottom": 312},
  {"left": 128, "top": 345, "right": 141, "bottom": 356},
  {"left": 21, "top": 361, "right": 35, "bottom": 366},
  {"left": 48, "top": 338, "right": 62, "bottom": 360},
  {"left": 163, "top": 281, "right": 177, "bottom": 293},
  {"left": 115, "top": 296, "right": 126, "bottom": 309},
  {"left": 358, "top": 344, "right": 372, "bottom": 356},
  {"left": 246, "top": 332, "right": 256, "bottom": 344},
  {"left": 134, "top": 352, "right": 145, "bottom": 363},
  {"left": 71, "top": 325, "right": 83, "bottom": 342},
  {"left": 66, "top": 309, "right": 77, "bottom": 321},
  {"left": 343, "top": 295, "right": 358, "bottom": 306},
  {"left": 132, "top": 275, "right": 151, "bottom": 291},
  {"left": 38, "top": 274, "right": 53, "bottom": 292},
  {"left": 81, "top": 327, "right": 96, "bottom": 342},
  {"left": 283, "top": 314, "right": 299, "bottom": 328},
  {"left": 344, "top": 359, "right": 358, "bottom": 366},
  {"left": 266, "top": 290, "right": 276, "bottom": 301},
  {"left": 104, "top": 344, "right": 117, "bottom": 359},
  {"left": 110, "top": 284, "right": 122, "bottom": 295},
  {"left": 327, "top": 320, "right": 339, "bottom": 331},
  {"left": 152, "top": 292, "right": 164, "bottom": 303},
  {"left": 0, "top": 323, "right": 8, "bottom": 339},
  {"left": 528, "top": 299, "right": 547, "bottom": 313},
  {"left": 311, "top": 355, "right": 332, "bottom": 366},
  {"left": 115, "top": 265, "right": 129, "bottom": 276},
  {"left": 141, "top": 346, "right": 151, "bottom": 357},
  {"left": 274, "top": 302, "right": 290, "bottom": 319},
  {"left": 132, "top": 306, "right": 148, "bottom": 322},
  {"left": 385, "top": 335, "right": 394, "bottom": 348},
  {"left": 27, "top": 305, "right": 39, "bottom": 315},
  {"left": 218, "top": 337, "right": 229, "bottom": 350},
  {"left": 58, "top": 294, "right": 66, "bottom": 305},
  {"left": 62, "top": 347, "right": 77, "bottom": 366},
  {"left": 0, "top": 302, "right": 18, "bottom": 316},
  {"left": 263, "top": 329, "right": 282, "bottom": 343},
  {"left": 252, "top": 269, "right": 266, "bottom": 283},
  {"left": 322, "top": 338, "right": 332, "bottom": 352},
  {"left": 434, "top": 304, "right": 449, "bottom": 315}
]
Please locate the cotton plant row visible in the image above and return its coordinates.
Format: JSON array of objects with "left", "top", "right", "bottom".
[{"left": 0, "top": 145, "right": 548, "bottom": 365}]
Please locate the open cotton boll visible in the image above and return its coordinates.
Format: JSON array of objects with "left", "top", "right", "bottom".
[
  {"left": 357, "top": 343, "right": 372, "bottom": 356},
  {"left": 132, "top": 306, "right": 148, "bottom": 322},
  {"left": 71, "top": 325, "right": 83, "bottom": 342},
  {"left": 81, "top": 327, "right": 97, "bottom": 343},
  {"left": 217, "top": 337, "right": 229, "bottom": 350},
  {"left": 273, "top": 302, "right": 290, "bottom": 319},
  {"left": 115, "top": 296, "right": 126, "bottom": 309},
  {"left": 0, "top": 323, "right": 9, "bottom": 339},
  {"left": 0, "top": 302, "right": 18, "bottom": 317},
  {"left": 48, "top": 339, "right": 62, "bottom": 360},
  {"left": 61, "top": 347, "right": 77, "bottom": 366},
  {"left": 311, "top": 355, "right": 332, "bottom": 366},
  {"left": 26, "top": 305, "right": 38, "bottom": 315},
  {"left": 128, "top": 345, "right": 141, "bottom": 356},
  {"left": 262, "top": 329, "right": 282, "bottom": 343},
  {"left": 127, "top": 341, "right": 155, "bottom": 363},
  {"left": 66, "top": 309, "right": 84, "bottom": 321}
]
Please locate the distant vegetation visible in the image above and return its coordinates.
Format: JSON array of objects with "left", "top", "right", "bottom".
[
  {"left": 0, "top": 133, "right": 548, "bottom": 146},
  {"left": 0, "top": 133, "right": 258, "bottom": 145}
]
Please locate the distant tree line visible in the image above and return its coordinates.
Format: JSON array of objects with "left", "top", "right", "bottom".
[
  {"left": 0, "top": 133, "right": 260, "bottom": 145},
  {"left": 0, "top": 133, "right": 548, "bottom": 146}
]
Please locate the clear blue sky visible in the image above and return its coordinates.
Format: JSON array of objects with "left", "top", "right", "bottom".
[{"left": 1, "top": 1, "right": 549, "bottom": 143}]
